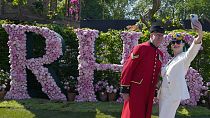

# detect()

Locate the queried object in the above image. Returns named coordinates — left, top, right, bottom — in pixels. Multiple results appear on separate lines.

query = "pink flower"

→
left=75, top=30, right=143, bottom=101
left=3, top=24, right=66, bottom=101
left=70, top=0, right=79, bottom=4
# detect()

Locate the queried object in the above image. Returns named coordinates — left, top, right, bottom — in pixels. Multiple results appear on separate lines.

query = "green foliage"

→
left=26, top=32, right=46, bottom=58
left=162, top=0, right=210, bottom=20
left=180, top=0, right=210, bottom=19
left=126, top=0, right=153, bottom=19
left=0, top=23, right=10, bottom=72
left=98, top=0, right=129, bottom=19
left=140, top=29, right=150, bottom=43
left=50, top=25, right=79, bottom=80
left=96, top=30, right=122, bottom=64
left=94, top=30, right=123, bottom=86
left=3, top=0, right=210, bottom=22
left=81, top=0, right=103, bottom=19
left=32, top=0, right=44, bottom=15
left=62, top=76, right=78, bottom=92
left=129, top=0, right=210, bottom=21
left=0, top=69, right=10, bottom=91
left=12, top=0, right=27, bottom=6
left=0, top=99, right=210, bottom=118
left=56, top=0, right=67, bottom=19
left=81, top=0, right=129, bottom=19
left=195, top=31, right=210, bottom=81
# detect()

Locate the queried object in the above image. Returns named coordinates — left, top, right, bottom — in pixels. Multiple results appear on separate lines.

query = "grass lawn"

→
left=0, top=99, right=210, bottom=118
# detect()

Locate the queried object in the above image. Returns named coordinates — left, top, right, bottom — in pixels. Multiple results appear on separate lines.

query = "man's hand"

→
left=121, top=93, right=129, bottom=101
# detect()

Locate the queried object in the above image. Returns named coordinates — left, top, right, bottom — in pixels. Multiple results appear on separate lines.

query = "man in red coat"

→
left=120, top=24, right=165, bottom=118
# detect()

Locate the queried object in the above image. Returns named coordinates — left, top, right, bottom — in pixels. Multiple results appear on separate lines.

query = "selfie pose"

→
left=159, top=16, right=203, bottom=118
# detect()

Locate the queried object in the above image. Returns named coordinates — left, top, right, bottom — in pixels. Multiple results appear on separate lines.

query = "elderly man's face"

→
left=150, top=32, right=164, bottom=47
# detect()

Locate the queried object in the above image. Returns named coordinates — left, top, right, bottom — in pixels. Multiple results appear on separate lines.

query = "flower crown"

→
left=169, top=32, right=185, bottom=40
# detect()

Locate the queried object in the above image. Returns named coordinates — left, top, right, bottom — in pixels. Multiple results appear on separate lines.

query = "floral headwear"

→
left=170, top=32, right=185, bottom=41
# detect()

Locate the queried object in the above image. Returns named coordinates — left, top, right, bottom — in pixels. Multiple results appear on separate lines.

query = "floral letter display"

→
left=3, top=24, right=206, bottom=105
left=75, top=30, right=206, bottom=105
left=75, top=29, right=142, bottom=101
left=159, top=33, right=206, bottom=106
left=3, top=24, right=67, bottom=101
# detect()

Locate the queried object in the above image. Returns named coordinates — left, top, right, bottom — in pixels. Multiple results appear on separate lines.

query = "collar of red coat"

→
left=148, top=41, right=158, bottom=49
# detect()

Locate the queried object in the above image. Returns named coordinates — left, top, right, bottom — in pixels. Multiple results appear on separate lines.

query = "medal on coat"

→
left=131, top=53, right=139, bottom=59
left=159, top=54, right=162, bottom=63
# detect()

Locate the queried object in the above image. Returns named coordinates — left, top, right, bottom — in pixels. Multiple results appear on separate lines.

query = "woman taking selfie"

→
left=158, top=16, right=203, bottom=118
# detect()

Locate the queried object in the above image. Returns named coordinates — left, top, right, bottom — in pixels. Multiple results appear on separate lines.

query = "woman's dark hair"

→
left=167, top=40, right=190, bottom=56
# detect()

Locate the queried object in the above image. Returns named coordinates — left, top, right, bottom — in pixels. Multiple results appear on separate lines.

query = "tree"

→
left=126, top=0, right=161, bottom=30
left=0, top=0, right=5, bottom=15
left=98, top=0, right=129, bottom=20
left=12, top=0, right=27, bottom=18
left=80, top=0, right=103, bottom=19
left=81, top=0, right=129, bottom=20
left=126, top=0, right=210, bottom=30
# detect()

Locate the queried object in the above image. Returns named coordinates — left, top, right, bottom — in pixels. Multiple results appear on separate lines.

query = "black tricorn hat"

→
left=149, top=25, right=165, bottom=34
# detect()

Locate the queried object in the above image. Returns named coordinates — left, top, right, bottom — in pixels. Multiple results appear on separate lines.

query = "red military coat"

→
left=120, top=41, right=163, bottom=118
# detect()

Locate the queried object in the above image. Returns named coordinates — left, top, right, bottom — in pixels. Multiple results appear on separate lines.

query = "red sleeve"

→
left=120, top=45, right=142, bottom=87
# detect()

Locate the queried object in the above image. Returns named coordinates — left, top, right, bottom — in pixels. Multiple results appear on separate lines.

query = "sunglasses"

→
left=171, top=40, right=182, bottom=45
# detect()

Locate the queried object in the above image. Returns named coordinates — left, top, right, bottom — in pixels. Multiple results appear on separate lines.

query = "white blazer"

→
left=160, top=41, right=202, bottom=100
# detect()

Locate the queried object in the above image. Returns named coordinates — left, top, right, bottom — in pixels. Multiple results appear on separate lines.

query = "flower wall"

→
left=75, top=29, right=141, bottom=101
left=3, top=24, right=66, bottom=101
left=68, top=0, right=80, bottom=21
left=2, top=24, right=208, bottom=105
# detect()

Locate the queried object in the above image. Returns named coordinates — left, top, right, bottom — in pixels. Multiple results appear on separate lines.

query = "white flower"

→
left=113, top=89, right=117, bottom=93
left=2, top=84, right=6, bottom=88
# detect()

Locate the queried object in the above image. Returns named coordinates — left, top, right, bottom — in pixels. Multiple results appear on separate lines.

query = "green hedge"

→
left=194, top=31, right=210, bottom=82
left=0, top=20, right=209, bottom=85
